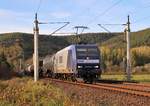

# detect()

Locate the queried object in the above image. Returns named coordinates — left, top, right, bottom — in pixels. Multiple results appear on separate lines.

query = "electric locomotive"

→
left=43, top=44, right=101, bottom=83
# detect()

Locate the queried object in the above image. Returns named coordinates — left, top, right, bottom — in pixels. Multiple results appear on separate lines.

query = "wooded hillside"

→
left=0, top=28, right=149, bottom=72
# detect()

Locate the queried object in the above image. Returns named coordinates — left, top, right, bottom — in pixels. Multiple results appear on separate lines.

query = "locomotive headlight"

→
left=78, top=66, right=83, bottom=68
left=94, top=66, right=99, bottom=68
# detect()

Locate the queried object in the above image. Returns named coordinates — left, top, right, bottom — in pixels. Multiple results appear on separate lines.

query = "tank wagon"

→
left=25, top=60, right=43, bottom=77
left=43, top=44, right=101, bottom=83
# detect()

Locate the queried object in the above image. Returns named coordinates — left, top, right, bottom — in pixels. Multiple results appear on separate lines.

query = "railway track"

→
left=124, top=82, right=150, bottom=88
left=95, top=83, right=150, bottom=95
left=46, top=78, right=150, bottom=98
left=96, top=82, right=150, bottom=92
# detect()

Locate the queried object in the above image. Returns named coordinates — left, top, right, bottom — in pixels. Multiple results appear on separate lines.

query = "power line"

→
left=127, top=4, right=150, bottom=17
left=97, top=24, right=111, bottom=33
left=75, top=0, right=97, bottom=20
left=39, top=22, right=69, bottom=24
left=49, top=22, right=70, bottom=36
left=38, top=22, right=70, bottom=35
left=99, top=1, right=150, bottom=28
left=97, top=23, right=126, bottom=33
left=124, top=2, right=150, bottom=25
left=132, top=15, right=150, bottom=24
left=36, top=0, right=42, bottom=13
left=87, top=0, right=123, bottom=25
left=73, top=26, right=89, bottom=34
left=98, top=24, right=126, bottom=26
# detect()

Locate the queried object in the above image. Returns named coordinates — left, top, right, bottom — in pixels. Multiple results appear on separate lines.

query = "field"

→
left=101, top=74, right=150, bottom=82
left=0, top=77, right=72, bottom=106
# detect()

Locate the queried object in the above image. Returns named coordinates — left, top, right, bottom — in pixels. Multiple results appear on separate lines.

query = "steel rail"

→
left=45, top=78, right=150, bottom=98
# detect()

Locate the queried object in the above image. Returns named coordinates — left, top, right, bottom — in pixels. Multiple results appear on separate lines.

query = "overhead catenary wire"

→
left=70, top=0, right=123, bottom=34
left=95, top=1, right=150, bottom=33
left=120, top=5, right=150, bottom=26
left=97, top=23, right=126, bottom=33
left=87, top=0, right=123, bottom=25
left=98, top=24, right=126, bottom=26
left=126, top=1, right=150, bottom=15
left=73, top=26, right=89, bottom=34
left=132, top=15, right=150, bottom=24
left=97, top=24, right=112, bottom=33
left=114, top=1, right=150, bottom=26
left=49, top=22, right=70, bottom=36
left=38, top=21, right=70, bottom=35
left=39, top=22, right=70, bottom=24
left=33, top=0, right=71, bottom=36
left=36, top=0, right=43, bottom=13
left=95, top=0, right=150, bottom=27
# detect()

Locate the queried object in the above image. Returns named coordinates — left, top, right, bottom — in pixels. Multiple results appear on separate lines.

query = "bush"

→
left=131, top=46, right=150, bottom=66
left=0, top=53, right=12, bottom=80
left=0, top=78, right=71, bottom=106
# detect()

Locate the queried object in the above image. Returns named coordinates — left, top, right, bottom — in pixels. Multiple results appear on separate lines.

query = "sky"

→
left=0, top=0, right=150, bottom=34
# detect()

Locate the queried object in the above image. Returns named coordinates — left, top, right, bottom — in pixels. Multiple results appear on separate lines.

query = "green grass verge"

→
left=101, top=74, right=150, bottom=82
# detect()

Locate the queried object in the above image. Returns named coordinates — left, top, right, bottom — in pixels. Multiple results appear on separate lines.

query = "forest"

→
left=0, top=28, right=150, bottom=74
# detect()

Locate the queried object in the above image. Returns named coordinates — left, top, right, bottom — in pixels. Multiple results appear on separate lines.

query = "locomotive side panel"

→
left=54, top=50, right=68, bottom=73
left=53, top=45, right=75, bottom=74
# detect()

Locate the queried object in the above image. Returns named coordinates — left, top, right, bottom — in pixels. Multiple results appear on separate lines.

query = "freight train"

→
left=42, top=44, right=101, bottom=83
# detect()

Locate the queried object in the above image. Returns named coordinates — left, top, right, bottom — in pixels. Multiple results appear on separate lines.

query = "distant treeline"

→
left=0, top=28, right=150, bottom=72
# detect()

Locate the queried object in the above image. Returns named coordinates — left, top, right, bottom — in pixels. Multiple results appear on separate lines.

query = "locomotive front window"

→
left=77, top=48, right=86, bottom=52
left=76, top=48, right=87, bottom=56
left=76, top=46, right=99, bottom=59
left=87, top=48, right=99, bottom=56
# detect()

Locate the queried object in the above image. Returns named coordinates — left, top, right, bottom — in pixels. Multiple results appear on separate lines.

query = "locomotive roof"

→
left=56, top=44, right=98, bottom=54
left=75, top=44, right=97, bottom=46
left=63, top=44, right=98, bottom=49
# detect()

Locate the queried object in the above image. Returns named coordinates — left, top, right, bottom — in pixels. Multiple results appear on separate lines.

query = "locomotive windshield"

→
left=76, top=46, right=99, bottom=59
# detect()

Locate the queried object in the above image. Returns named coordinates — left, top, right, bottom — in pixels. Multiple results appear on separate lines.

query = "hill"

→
left=0, top=28, right=150, bottom=71
left=0, top=32, right=120, bottom=56
left=102, top=28, right=150, bottom=48
left=0, top=32, right=118, bottom=70
left=100, top=28, right=150, bottom=72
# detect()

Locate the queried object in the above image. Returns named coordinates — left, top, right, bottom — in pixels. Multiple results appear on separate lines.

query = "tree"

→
left=0, top=53, right=12, bottom=79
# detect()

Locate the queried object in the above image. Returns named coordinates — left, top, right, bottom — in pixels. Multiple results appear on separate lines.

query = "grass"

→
left=0, top=77, right=72, bottom=106
left=1, top=76, right=149, bottom=106
left=101, top=74, right=150, bottom=82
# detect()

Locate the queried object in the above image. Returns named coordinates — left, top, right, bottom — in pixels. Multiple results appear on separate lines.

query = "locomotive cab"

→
left=75, top=45, right=101, bottom=83
left=42, top=44, right=101, bottom=83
